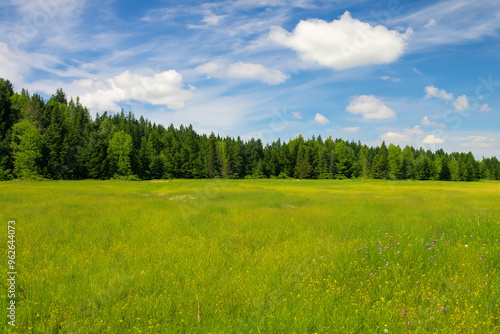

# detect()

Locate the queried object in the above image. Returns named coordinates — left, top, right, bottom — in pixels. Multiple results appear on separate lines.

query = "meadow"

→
left=1, top=179, right=499, bottom=333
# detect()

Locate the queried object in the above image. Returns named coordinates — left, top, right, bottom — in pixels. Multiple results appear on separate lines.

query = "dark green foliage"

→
left=0, top=77, right=498, bottom=181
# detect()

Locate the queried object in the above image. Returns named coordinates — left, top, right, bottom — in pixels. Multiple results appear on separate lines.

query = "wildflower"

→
left=441, top=307, right=447, bottom=311
left=416, top=281, right=419, bottom=284
left=467, top=290, right=470, bottom=293
left=478, top=254, right=483, bottom=261
left=386, top=262, right=388, bottom=266
left=465, top=244, right=468, bottom=247
left=403, top=309, right=406, bottom=315
left=379, top=247, right=383, bottom=252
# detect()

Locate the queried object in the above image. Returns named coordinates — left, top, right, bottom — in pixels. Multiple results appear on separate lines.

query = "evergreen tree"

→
left=371, top=141, right=389, bottom=179
left=107, top=130, right=133, bottom=177
left=387, top=144, right=402, bottom=180
left=206, top=132, right=220, bottom=178
left=10, top=120, right=42, bottom=179
left=334, top=140, right=354, bottom=179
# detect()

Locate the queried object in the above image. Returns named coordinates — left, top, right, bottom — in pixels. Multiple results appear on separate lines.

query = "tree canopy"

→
left=0, top=78, right=498, bottom=181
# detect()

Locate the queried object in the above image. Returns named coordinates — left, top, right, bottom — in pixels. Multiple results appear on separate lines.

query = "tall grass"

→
left=1, top=179, right=499, bottom=333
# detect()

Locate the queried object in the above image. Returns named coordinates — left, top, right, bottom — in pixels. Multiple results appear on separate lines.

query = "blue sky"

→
left=1, top=0, right=499, bottom=158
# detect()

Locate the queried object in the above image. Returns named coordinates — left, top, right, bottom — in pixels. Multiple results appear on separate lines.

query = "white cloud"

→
left=460, top=136, right=497, bottom=148
left=188, top=12, right=226, bottom=29
left=405, top=125, right=424, bottom=135
left=0, top=42, right=59, bottom=86
left=421, top=116, right=446, bottom=128
left=424, top=85, right=453, bottom=101
left=202, top=13, right=224, bottom=26
left=453, top=94, right=469, bottom=111
left=343, top=126, right=359, bottom=133
left=196, top=61, right=289, bottom=85
left=413, top=67, right=424, bottom=75
left=381, top=131, right=411, bottom=143
left=313, top=113, right=330, bottom=124
left=422, top=134, right=444, bottom=144
left=390, top=0, right=500, bottom=50
left=78, top=70, right=194, bottom=112
left=381, top=75, right=401, bottom=82
left=380, top=125, right=433, bottom=146
left=424, top=19, right=436, bottom=28
left=291, top=111, right=302, bottom=119
left=479, top=104, right=492, bottom=112
left=346, top=95, right=396, bottom=120
left=269, top=11, right=411, bottom=70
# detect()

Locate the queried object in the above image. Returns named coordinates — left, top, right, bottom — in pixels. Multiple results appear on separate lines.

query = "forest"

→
left=1, top=78, right=499, bottom=181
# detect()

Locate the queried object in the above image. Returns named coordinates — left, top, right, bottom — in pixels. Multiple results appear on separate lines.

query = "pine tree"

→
left=371, top=141, right=389, bottom=179
left=10, top=120, right=42, bottom=179
left=107, top=130, right=133, bottom=177
left=387, top=144, right=402, bottom=180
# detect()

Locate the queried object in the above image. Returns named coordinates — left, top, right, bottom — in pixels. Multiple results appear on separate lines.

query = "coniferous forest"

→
left=1, top=78, right=499, bottom=181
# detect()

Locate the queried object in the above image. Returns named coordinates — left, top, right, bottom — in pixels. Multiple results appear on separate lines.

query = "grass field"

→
left=1, top=179, right=499, bottom=333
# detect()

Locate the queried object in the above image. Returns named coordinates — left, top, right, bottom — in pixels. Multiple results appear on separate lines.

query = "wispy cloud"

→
left=196, top=61, right=289, bottom=85
left=460, top=136, right=497, bottom=148
left=391, top=0, right=500, bottom=50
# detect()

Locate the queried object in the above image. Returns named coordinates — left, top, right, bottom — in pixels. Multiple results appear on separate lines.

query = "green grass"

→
left=1, top=179, right=499, bottom=333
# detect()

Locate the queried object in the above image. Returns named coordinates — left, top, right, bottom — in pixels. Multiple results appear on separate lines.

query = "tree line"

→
left=1, top=78, right=499, bottom=181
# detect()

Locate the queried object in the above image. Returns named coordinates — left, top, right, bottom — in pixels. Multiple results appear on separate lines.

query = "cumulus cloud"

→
left=453, top=95, right=469, bottom=111
left=460, top=136, right=497, bottom=148
left=269, top=11, right=411, bottom=70
left=421, top=116, right=446, bottom=128
left=343, top=126, right=359, bottom=133
left=405, top=125, right=425, bottom=135
left=479, top=104, right=492, bottom=112
left=313, top=113, right=330, bottom=124
left=424, top=85, right=453, bottom=101
left=196, top=61, right=289, bottom=85
left=346, top=95, right=396, bottom=120
left=380, top=126, right=425, bottom=145
left=381, top=132, right=411, bottom=143
left=78, top=70, right=194, bottom=112
left=422, top=134, right=444, bottom=144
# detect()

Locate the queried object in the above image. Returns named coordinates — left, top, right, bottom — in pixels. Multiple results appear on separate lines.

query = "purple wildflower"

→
left=441, top=307, right=447, bottom=311
left=403, top=309, right=406, bottom=315
left=379, top=247, right=383, bottom=252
